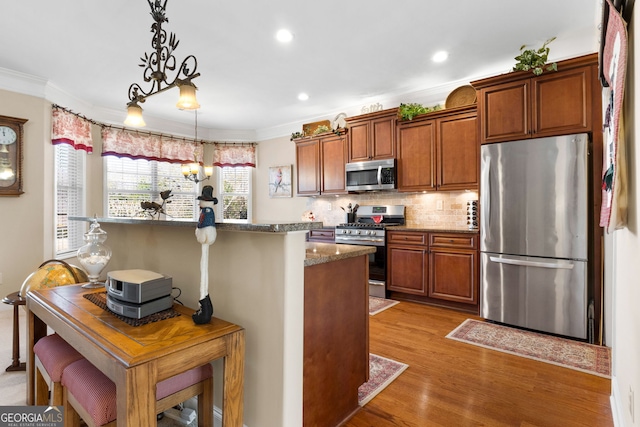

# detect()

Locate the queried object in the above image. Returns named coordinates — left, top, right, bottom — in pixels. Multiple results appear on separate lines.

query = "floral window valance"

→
left=101, top=127, right=203, bottom=164
left=51, top=107, right=93, bottom=152
left=212, top=144, right=256, bottom=168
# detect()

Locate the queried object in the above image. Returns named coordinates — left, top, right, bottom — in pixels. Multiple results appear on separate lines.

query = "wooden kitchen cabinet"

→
left=474, top=54, right=594, bottom=144
left=295, top=131, right=348, bottom=196
left=345, top=108, right=396, bottom=162
left=387, top=230, right=479, bottom=313
left=396, top=105, right=478, bottom=192
left=429, top=233, right=478, bottom=306
left=387, top=231, right=429, bottom=296
left=295, top=138, right=320, bottom=195
left=320, top=134, right=348, bottom=194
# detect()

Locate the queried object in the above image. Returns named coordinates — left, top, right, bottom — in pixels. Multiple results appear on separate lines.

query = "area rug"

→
left=446, top=319, right=611, bottom=378
left=369, top=296, right=399, bottom=316
left=358, top=354, right=408, bottom=406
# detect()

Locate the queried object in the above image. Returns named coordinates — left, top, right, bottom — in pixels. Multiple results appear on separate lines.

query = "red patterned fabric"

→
left=101, top=127, right=203, bottom=164
left=599, top=0, right=628, bottom=232
left=157, top=363, right=212, bottom=399
left=212, top=144, right=256, bottom=167
left=62, top=359, right=213, bottom=425
left=33, top=333, right=84, bottom=382
left=51, top=107, right=93, bottom=152
left=62, top=358, right=117, bottom=426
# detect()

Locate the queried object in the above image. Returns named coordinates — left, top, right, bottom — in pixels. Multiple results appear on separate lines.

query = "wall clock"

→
left=0, top=115, right=28, bottom=196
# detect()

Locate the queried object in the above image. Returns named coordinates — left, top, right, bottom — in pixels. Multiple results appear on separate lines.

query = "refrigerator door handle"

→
left=489, top=256, right=575, bottom=270
left=480, top=158, right=490, bottom=230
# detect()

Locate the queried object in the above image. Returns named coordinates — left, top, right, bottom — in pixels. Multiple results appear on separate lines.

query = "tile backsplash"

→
left=305, top=190, right=479, bottom=229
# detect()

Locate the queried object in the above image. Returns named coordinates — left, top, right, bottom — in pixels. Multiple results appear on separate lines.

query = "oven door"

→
left=368, top=245, right=387, bottom=298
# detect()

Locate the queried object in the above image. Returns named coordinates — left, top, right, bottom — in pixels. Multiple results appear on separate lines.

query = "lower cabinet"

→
left=387, top=230, right=479, bottom=313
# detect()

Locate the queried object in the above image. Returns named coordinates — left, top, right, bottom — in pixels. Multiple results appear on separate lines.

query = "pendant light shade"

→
left=176, top=82, right=200, bottom=110
left=124, top=103, right=146, bottom=127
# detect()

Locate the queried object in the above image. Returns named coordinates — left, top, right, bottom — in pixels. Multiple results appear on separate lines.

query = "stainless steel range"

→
left=335, top=205, right=405, bottom=298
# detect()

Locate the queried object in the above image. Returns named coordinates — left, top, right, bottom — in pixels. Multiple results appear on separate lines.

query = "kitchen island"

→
left=303, top=243, right=375, bottom=427
left=68, top=217, right=371, bottom=427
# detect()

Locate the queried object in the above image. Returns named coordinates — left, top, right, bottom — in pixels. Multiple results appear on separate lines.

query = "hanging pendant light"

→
left=176, top=81, right=201, bottom=110
left=124, top=102, right=146, bottom=127
left=182, top=110, right=212, bottom=183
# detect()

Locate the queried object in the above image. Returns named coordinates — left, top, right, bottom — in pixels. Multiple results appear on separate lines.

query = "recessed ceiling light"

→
left=276, top=29, right=294, bottom=43
left=298, top=93, right=309, bottom=101
left=432, top=51, right=449, bottom=63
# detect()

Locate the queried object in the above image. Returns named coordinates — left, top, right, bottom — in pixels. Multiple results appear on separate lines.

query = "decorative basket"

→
left=445, top=85, right=477, bottom=109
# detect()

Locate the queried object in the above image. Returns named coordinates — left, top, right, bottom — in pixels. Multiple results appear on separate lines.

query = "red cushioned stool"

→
left=62, top=358, right=213, bottom=427
left=33, top=333, right=84, bottom=406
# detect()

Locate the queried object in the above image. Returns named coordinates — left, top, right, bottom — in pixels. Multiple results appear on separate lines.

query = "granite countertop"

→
left=391, top=226, right=478, bottom=234
left=304, top=242, right=376, bottom=267
left=70, top=217, right=324, bottom=233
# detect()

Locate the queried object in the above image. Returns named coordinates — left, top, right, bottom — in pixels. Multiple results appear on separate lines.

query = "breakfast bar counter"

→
left=65, top=218, right=329, bottom=426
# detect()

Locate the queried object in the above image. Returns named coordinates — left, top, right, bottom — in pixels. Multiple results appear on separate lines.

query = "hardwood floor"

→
left=344, top=301, right=613, bottom=427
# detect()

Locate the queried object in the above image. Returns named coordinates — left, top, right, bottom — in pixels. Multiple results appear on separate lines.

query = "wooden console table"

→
left=26, top=285, right=244, bottom=426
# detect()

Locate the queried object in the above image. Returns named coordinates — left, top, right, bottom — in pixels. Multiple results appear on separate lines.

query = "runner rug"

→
left=369, top=296, right=399, bottom=316
left=446, top=319, right=611, bottom=378
left=358, top=354, right=408, bottom=406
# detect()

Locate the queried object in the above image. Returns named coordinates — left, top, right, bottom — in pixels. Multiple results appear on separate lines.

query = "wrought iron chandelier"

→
left=124, top=0, right=201, bottom=127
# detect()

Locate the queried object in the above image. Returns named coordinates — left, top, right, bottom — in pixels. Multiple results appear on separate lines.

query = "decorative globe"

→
left=19, top=260, right=89, bottom=298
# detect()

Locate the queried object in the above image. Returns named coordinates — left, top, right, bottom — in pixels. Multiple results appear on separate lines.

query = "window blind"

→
left=218, top=166, right=251, bottom=222
left=55, top=144, right=85, bottom=257
left=105, top=156, right=198, bottom=220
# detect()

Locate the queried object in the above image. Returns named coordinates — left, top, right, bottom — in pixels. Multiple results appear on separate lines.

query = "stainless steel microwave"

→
left=345, top=159, right=396, bottom=191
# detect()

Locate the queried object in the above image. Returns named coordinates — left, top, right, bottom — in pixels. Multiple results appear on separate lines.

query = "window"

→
left=217, top=166, right=252, bottom=223
left=105, top=156, right=198, bottom=220
left=55, top=144, right=85, bottom=257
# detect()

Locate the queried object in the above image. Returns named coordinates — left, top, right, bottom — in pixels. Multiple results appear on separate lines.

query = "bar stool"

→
left=33, top=333, right=84, bottom=405
left=62, top=358, right=213, bottom=427
left=2, top=291, right=26, bottom=371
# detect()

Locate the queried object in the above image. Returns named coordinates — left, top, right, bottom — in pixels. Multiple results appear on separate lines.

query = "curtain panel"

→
left=101, top=127, right=203, bottom=164
left=51, top=107, right=93, bottom=152
left=213, top=144, right=256, bottom=167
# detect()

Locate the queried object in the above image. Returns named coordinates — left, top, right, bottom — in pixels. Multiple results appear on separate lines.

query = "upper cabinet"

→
left=473, top=54, right=596, bottom=144
left=396, top=105, right=478, bottom=192
left=345, top=109, right=397, bottom=162
left=295, top=131, right=348, bottom=196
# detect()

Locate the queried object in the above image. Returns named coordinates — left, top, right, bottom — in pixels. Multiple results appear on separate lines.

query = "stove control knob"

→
left=355, top=230, right=361, bottom=235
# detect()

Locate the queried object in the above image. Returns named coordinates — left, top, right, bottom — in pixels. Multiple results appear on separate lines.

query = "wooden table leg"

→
left=3, top=291, right=26, bottom=372
left=26, top=307, right=47, bottom=405
left=222, top=330, right=245, bottom=427
left=116, top=362, right=157, bottom=426
left=6, top=304, right=25, bottom=371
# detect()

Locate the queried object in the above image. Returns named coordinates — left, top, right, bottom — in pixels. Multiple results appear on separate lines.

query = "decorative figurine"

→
left=140, top=189, right=173, bottom=219
left=193, top=185, right=217, bottom=324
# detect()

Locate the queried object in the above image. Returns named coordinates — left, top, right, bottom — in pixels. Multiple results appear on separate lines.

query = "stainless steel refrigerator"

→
left=480, top=133, right=589, bottom=340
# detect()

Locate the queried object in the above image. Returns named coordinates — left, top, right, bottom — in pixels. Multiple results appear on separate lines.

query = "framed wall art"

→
left=269, top=165, right=292, bottom=198
left=0, top=115, right=28, bottom=196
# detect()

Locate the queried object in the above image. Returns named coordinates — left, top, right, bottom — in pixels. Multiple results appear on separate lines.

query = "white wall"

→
left=609, top=9, right=640, bottom=427
left=0, top=90, right=55, bottom=292
left=254, top=135, right=308, bottom=222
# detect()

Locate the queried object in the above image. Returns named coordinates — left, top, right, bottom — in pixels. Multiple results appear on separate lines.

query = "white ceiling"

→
left=0, top=1, right=601, bottom=141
